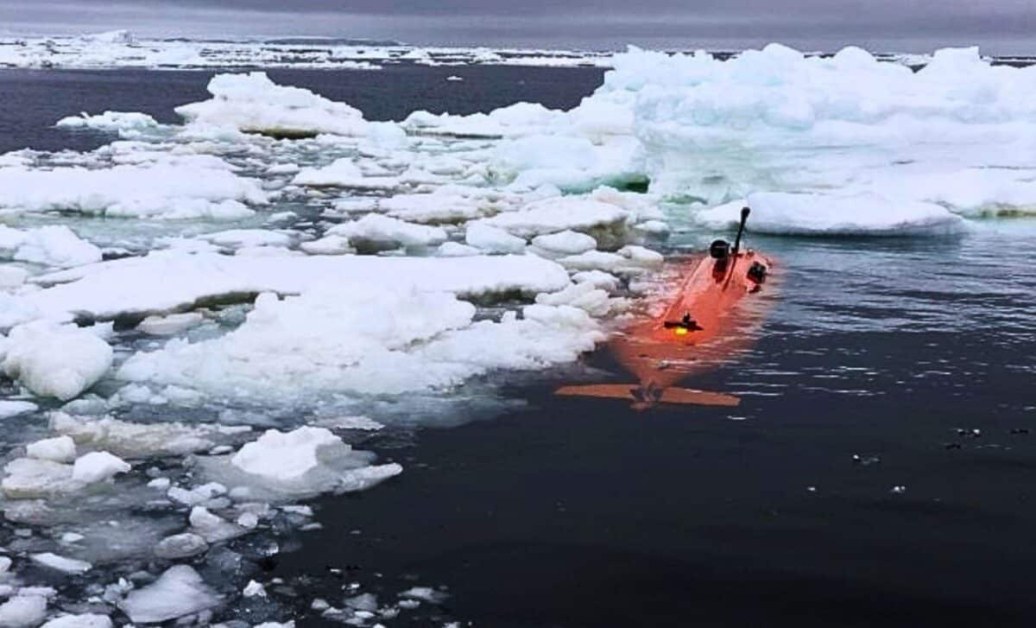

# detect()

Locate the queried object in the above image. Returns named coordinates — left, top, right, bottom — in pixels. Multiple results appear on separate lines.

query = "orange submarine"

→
left=557, top=207, right=774, bottom=409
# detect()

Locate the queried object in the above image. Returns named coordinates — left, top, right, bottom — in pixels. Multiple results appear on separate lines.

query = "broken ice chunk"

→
left=70, top=452, right=130, bottom=484
left=153, top=533, right=208, bottom=560
left=25, top=437, right=76, bottom=463
left=30, top=552, right=91, bottom=575
left=118, top=565, right=219, bottom=624
left=0, top=594, right=47, bottom=628
left=0, top=323, right=113, bottom=401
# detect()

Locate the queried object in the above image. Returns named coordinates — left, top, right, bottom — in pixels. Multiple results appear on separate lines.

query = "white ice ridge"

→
left=25, top=252, right=570, bottom=321
left=698, top=193, right=967, bottom=236
left=175, top=72, right=371, bottom=137
left=607, top=45, right=1036, bottom=218
left=391, top=44, right=1036, bottom=231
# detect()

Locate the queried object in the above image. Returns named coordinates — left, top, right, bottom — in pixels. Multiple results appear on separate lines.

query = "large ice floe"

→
left=175, top=72, right=372, bottom=138
left=0, top=39, right=1033, bottom=626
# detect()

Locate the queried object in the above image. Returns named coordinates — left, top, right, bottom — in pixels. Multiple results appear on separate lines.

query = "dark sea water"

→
left=0, top=65, right=605, bottom=154
left=274, top=229, right=1036, bottom=627
left=1, top=66, right=1034, bottom=627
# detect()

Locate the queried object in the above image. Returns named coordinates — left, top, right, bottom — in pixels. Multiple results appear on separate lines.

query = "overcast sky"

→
left=1, top=0, right=1033, bottom=54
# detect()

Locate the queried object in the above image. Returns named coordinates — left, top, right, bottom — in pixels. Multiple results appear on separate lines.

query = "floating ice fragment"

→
left=1, top=458, right=78, bottom=498
left=30, top=553, right=91, bottom=575
left=153, top=533, right=208, bottom=560
left=530, top=230, right=597, bottom=257
left=327, top=214, right=446, bottom=250
left=399, top=587, right=448, bottom=604
left=25, top=436, right=76, bottom=463
left=198, top=230, right=293, bottom=249
left=188, top=506, right=246, bottom=543
left=0, top=595, right=47, bottom=628
left=0, top=162, right=265, bottom=220
left=476, top=196, right=629, bottom=241
left=167, top=482, right=227, bottom=507
left=56, top=111, right=160, bottom=139
left=232, top=427, right=345, bottom=481
left=0, top=401, right=38, bottom=420
left=119, top=565, right=220, bottom=624
left=136, top=312, right=204, bottom=336
left=242, top=580, right=266, bottom=598
left=28, top=252, right=569, bottom=321
left=299, top=235, right=353, bottom=255
left=176, top=72, right=370, bottom=138
left=344, top=593, right=377, bottom=612
left=0, top=322, right=113, bottom=400
left=51, top=413, right=249, bottom=458
left=465, top=223, right=526, bottom=254
left=39, top=614, right=112, bottom=628
left=0, top=226, right=102, bottom=269
left=435, top=242, right=480, bottom=257
left=70, top=452, right=130, bottom=484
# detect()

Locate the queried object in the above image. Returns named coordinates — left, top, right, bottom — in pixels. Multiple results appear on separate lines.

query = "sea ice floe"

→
left=435, top=242, right=481, bottom=257
left=300, top=235, right=354, bottom=255
left=326, top=214, right=446, bottom=251
left=136, top=312, right=205, bottom=336
left=118, top=565, right=220, bottom=624
left=56, top=111, right=162, bottom=139
left=188, top=506, right=247, bottom=543
left=26, top=252, right=569, bottom=322
left=153, top=533, right=208, bottom=560
left=0, top=161, right=265, bottom=220
left=232, top=427, right=345, bottom=480
left=196, top=229, right=294, bottom=250
left=473, top=196, right=631, bottom=245
left=70, top=451, right=130, bottom=484
left=0, top=401, right=38, bottom=420
left=464, top=223, right=526, bottom=254
left=0, top=323, right=113, bottom=401
left=39, top=613, right=112, bottom=628
left=0, top=594, right=47, bottom=628
left=0, top=226, right=102, bottom=269
left=292, top=158, right=400, bottom=190
left=175, top=72, right=371, bottom=138
left=50, top=413, right=250, bottom=458
left=30, top=552, right=92, bottom=575
left=529, top=230, right=598, bottom=257
left=196, top=426, right=402, bottom=501
left=25, top=436, right=77, bottom=464
left=378, top=186, right=509, bottom=224
left=117, top=280, right=602, bottom=400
